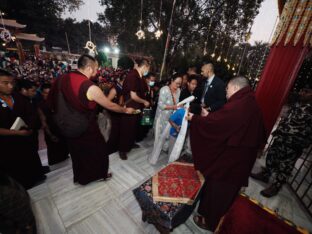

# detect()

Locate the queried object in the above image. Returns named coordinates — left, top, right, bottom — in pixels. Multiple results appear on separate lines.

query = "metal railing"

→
left=288, top=145, right=312, bottom=218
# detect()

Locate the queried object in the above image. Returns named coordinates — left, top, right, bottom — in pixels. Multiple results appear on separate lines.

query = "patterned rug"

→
left=152, top=162, right=204, bottom=205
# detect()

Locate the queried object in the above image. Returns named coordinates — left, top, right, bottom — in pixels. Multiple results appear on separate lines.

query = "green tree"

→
left=98, top=0, right=263, bottom=75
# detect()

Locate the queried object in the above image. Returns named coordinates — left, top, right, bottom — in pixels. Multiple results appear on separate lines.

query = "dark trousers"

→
left=107, top=113, right=121, bottom=155
left=198, top=179, right=241, bottom=232
left=119, top=114, right=140, bottom=153
left=45, top=133, right=69, bottom=165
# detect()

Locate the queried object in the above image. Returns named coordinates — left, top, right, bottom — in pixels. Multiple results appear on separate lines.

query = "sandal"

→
left=193, top=215, right=210, bottom=230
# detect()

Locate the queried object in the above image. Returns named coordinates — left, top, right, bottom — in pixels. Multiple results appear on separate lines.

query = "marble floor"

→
left=29, top=135, right=312, bottom=234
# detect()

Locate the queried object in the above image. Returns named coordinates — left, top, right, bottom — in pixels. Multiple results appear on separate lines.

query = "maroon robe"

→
left=38, top=100, right=69, bottom=165
left=119, top=69, right=145, bottom=153
left=48, top=71, right=109, bottom=185
left=107, top=84, right=123, bottom=154
left=0, top=92, right=44, bottom=189
left=190, top=86, right=266, bottom=231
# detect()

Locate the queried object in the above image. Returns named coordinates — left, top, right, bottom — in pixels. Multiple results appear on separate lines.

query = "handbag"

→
left=140, top=108, right=153, bottom=126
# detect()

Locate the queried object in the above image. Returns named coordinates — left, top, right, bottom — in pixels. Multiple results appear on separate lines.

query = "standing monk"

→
left=47, top=55, right=134, bottom=185
left=187, top=77, right=265, bottom=232
left=38, top=83, right=69, bottom=166
left=0, top=69, right=46, bottom=189
left=119, top=59, right=151, bottom=160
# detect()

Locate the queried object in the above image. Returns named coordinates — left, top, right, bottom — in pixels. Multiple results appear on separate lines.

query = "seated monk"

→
left=187, top=76, right=266, bottom=232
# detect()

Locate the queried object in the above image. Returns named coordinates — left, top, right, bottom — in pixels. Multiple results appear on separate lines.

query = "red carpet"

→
left=216, top=195, right=308, bottom=234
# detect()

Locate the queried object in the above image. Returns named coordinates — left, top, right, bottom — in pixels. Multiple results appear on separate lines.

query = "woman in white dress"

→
left=149, top=74, right=182, bottom=163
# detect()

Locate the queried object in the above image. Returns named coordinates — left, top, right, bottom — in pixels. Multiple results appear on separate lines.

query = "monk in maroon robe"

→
left=0, top=69, right=45, bottom=189
left=187, top=77, right=266, bottom=232
left=105, top=77, right=124, bottom=155
left=47, top=55, right=134, bottom=185
left=119, top=59, right=151, bottom=160
left=38, top=84, right=69, bottom=165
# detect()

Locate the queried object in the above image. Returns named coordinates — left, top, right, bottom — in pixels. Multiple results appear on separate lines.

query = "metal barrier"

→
left=288, top=145, right=312, bottom=218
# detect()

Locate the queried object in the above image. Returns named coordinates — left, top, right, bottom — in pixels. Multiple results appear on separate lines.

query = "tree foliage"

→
left=98, top=0, right=264, bottom=74
left=117, top=55, right=134, bottom=70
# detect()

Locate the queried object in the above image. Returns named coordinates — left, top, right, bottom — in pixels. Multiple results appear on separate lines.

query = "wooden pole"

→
left=65, top=32, right=71, bottom=54
left=159, top=0, right=176, bottom=81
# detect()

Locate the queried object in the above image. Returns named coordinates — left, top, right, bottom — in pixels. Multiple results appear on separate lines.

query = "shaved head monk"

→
left=0, top=69, right=46, bottom=189
left=47, top=54, right=134, bottom=185
left=187, top=76, right=266, bottom=232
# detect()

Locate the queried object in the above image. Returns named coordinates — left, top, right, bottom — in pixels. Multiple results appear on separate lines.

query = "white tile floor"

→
left=29, top=136, right=312, bottom=234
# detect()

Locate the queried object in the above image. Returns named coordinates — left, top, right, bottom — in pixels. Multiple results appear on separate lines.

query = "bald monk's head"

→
left=226, top=76, right=250, bottom=99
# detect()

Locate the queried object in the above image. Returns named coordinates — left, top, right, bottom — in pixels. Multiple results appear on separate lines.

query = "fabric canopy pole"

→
left=255, top=0, right=312, bottom=137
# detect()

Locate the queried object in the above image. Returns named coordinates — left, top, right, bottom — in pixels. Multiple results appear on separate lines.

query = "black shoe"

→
left=119, top=152, right=128, bottom=160
left=260, top=184, right=281, bottom=198
left=133, top=143, right=140, bottom=149
left=250, top=171, right=269, bottom=183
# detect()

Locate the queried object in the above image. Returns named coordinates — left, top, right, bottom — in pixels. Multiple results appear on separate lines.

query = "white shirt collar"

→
left=207, top=74, right=215, bottom=85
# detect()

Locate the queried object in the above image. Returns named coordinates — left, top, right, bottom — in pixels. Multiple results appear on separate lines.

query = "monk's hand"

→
left=201, top=108, right=209, bottom=117
left=143, top=100, right=150, bottom=108
left=125, top=107, right=136, bottom=114
left=186, top=112, right=194, bottom=121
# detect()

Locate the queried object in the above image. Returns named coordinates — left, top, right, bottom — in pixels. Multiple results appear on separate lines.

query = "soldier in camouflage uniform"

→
left=251, top=89, right=312, bottom=197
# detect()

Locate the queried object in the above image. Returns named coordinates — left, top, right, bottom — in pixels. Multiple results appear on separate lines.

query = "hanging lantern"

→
left=136, top=0, right=145, bottom=40
left=84, top=41, right=97, bottom=56
left=136, top=29, right=145, bottom=40
left=217, top=56, right=221, bottom=62
left=224, top=58, right=228, bottom=62
left=227, top=64, right=231, bottom=69
left=211, top=53, right=215, bottom=58
left=0, top=29, right=12, bottom=43
left=154, top=29, right=163, bottom=39
left=183, top=8, right=190, bottom=16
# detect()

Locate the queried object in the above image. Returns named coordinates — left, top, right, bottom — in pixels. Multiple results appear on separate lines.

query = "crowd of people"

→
left=0, top=52, right=311, bottom=233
